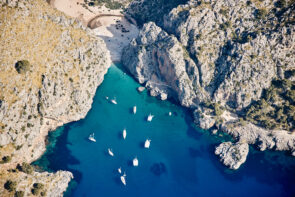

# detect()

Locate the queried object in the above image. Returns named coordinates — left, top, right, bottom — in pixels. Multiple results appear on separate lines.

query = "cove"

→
left=34, top=65, right=295, bottom=197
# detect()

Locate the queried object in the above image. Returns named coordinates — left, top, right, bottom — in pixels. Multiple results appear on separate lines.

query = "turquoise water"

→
left=35, top=65, right=295, bottom=197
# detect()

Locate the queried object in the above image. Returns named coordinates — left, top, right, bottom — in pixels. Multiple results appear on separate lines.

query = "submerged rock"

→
left=215, top=142, right=249, bottom=170
left=150, top=162, right=166, bottom=176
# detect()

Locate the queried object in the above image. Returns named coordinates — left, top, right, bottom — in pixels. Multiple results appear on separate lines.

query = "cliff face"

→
left=0, top=0, right=111, bottom=196
left=122, top=0, right=295, bottom=169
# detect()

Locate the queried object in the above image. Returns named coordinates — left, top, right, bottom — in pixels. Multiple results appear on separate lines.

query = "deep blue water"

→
left=34, top=65, right=295, bottom=197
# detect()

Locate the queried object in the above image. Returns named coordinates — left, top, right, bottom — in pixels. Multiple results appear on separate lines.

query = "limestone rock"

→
left=193, top=108, right=216, bottom=130
left=123, top=0, right=295, bottom=168
left=215, top=141, right=249, bottom=170
left=122, top=22, right=207, bottom=107
left=0, top=0, right=111, bottom=195
left=137, top=86, right=145, bottom=92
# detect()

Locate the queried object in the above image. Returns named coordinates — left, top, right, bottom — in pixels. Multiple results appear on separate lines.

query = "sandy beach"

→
left=50, top=0, right=139, bottom=62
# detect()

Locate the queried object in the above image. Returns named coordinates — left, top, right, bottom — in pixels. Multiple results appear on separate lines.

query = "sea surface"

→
left=34, top=65, right=295, bottom=197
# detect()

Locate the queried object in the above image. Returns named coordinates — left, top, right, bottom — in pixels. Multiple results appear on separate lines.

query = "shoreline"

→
left=0, top=0, right=112, bottom=195
left=49, top=0, right=139, bottom=62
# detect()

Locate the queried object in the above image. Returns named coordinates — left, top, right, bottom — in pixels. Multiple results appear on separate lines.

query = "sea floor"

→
left=34, top=65, right=295, bottom=197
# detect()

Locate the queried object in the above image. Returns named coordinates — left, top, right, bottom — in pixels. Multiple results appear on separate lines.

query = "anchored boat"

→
left=144, top=139, right=151, bottom=148
left=108, top=148, right=114, bottom=157
left=147, top=114, right=154, bottom=122
left=88, top=133, right=96, bottom=142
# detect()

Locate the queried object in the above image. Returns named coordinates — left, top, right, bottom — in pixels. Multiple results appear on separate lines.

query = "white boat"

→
left=120, top=173, right=126, bottom=186
left=133, top=157, right=139, bottom=167
left=147, top=114, right=154, bottom=122
left=123, top=129, right=127, bottom=139
left=133, top=106, right=137, bottom=114
left=169, top=112, right=172, bottom=116
left=108, top=148, right=114, bottom=157
left=110, top=98, right=117, bottom=105
left=118, top=167, right=122, bottom=174
left=144, top=139, right=151, bottom=148
left=88, top=133, right=96, bottom=142
left=105, top=96, right=109, bottom=100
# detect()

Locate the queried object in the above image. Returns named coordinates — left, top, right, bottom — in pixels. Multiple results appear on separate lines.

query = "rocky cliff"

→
left=122, top=0, right=295, bottom=169
left=0, top=0, right=111, bottom=196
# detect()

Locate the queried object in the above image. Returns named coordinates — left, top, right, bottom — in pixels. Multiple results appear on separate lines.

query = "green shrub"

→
left=274, top=0, right=286, bottom=8
left=1, top=155, right=12, bottom=163
left=4, top=180, right=17, bottom=192
left=255, top=8, right=267, bottom=20
left=214, top=103, right=224, bottom=116
left=15, top=60, right=30, bottom=74
left=31, top=183, right=44, bottom=196
left=14, top=191, right=25, bottom=197
left=17, top=162, right=34, bottom=174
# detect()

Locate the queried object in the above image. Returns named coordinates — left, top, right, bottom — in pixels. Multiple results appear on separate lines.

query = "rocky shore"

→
left=122, top=0, right=295, bottom=169
left=0, top=0, right=111, bottom=196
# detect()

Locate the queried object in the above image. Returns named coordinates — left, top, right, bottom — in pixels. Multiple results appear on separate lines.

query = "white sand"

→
left=50, top=0, right=139, bottom=62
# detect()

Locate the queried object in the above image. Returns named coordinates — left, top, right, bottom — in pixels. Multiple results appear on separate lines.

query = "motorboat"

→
left=133, top=106, right=137, bottom=114
left=144, top=139, right=151, bottom=148
left=123, top=129, right=127, bottom=140
left=118, top=167, right=122, bottom=174
left=169, top=112, right=172, bottom=116
left=133, top=157, right=139, bottom=166
left=108, top=148, right=114, bottom=157
left=147, top=114, right=154, bottom=122
left=88, top=133, right=96, bottom=142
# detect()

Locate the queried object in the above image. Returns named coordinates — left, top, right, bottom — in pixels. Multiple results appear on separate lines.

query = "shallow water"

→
left=34, top=65, right=295, bottom=197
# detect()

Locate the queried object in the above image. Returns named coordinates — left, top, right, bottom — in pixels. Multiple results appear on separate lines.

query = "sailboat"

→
left=88, top=133, right=96, bottom=142
left=147, top=114, right=154, bottom=122
left=133, top=106, right=137, bottom=114
left=110, top=98, right=117, bottom=104
left=108, top=148, right=114, bottom=157
left=120, top=173, right=126, bottom=186
left=144, top=139, right=151, bottom=148
left=123, top=129, right=127, bottom=140
left=133, top=157, right=139, bottom=166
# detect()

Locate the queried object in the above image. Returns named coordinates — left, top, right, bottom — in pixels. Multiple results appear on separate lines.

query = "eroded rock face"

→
left=122, top=22, right=207, bottom=107
left=122, top=0, right=295, bottom=169
left=215, top=142, right=249, bottom=170
left=0, top=0, right=111, bottom=195
left=126, top=0, right=294, bottom=109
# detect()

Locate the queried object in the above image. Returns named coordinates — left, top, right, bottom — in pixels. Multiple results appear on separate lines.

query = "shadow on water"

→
left=205, top=141, right=295, bottom=196
left=33, top=124, right=83, bottom=196
left=183, top=107, right=202, bottom=141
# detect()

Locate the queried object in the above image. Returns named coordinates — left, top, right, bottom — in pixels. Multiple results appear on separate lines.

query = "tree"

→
left=31, top=183, right=44, bottom=196
left=14, top=191, right=25, bottom=197
left=1, top=155, right=11, bottom=163
left=17, top=162, right=34, bottom=174
left=4, top=180, right=17, bottom=192
left=15, top=60, right=30, bottom=74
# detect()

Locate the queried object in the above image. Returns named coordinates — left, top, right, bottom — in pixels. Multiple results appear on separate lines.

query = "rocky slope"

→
left=122, top=0, right=295, bottom=169
left=0, top=0, right=111, bottom=196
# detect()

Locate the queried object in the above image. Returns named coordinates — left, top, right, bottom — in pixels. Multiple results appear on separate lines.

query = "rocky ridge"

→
left=215, top=141, right=249, bottom=170
left=0, top=0, right=111, bottom=196
left=123, top=0, right=295, bottom=169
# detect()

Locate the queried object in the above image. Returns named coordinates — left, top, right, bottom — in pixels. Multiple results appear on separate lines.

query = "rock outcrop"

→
left=122, top=0, right=295, bottom=169
left=215, top=141, right=249, bottom=170
left=0, top=0, right=111, bottom=196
